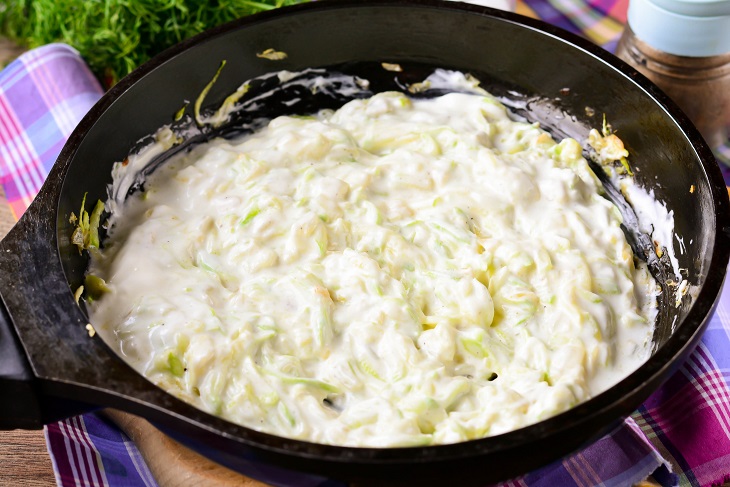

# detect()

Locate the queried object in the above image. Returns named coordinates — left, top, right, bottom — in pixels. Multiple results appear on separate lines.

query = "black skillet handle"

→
left=0, top=297, right=43, bottom=430
left=0, top=295, right=98, bottom=429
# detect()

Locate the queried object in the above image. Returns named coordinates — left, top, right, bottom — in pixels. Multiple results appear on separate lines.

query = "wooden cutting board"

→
left=103, top=410, right=267, bottom=487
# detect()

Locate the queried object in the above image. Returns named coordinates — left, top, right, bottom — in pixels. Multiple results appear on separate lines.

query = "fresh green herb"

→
left=588, top=115, right=633, bottom=176
left=194, top=60, right=227, bottom=126
left=84, top=274, right=110, bottom=302
left=71, top=193, right=104, bottom=253
left=263, top=369, right=341, bottom=393
left=601, top=113, right=612, bottom=137
left=174, top=102, right=189, bottom=121
left=167, top=352, right=185, bottom=377
left=0, top=0, right=309, bottom=87
left=88, top=199, right=104, bottom=249
left=240, top=207, right=260, bottom=226
left=70, top=193, right=89, bottom=251
left=209, top=81, right=250, bottom=128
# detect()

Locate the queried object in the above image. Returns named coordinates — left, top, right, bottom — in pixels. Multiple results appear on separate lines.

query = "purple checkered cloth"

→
left=2, top=2, right=730, bottom=484
left=0, top=44, right=102, bottom=219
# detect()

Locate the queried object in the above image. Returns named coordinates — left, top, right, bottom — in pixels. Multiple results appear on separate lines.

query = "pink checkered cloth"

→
left=0, top=44, right=102, bottom=220
left=2, top=6, right=730, bottom=484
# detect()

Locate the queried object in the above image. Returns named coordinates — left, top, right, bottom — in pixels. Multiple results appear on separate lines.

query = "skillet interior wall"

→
left=58, top=1, right=712, bottom=358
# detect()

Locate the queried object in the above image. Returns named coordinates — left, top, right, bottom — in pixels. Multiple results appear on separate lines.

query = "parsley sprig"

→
left=0, top=0, right=307, bottom=87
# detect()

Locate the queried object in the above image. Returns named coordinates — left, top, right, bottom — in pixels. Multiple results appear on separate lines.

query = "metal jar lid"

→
left=628, top=0, right=730, bottom=56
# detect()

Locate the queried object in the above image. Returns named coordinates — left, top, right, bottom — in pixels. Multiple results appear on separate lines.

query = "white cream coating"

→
left=88, top=91, right=657, bottom=447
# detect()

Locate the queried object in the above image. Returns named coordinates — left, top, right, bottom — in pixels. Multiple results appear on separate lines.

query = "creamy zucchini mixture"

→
left=89, top=91, right=657, bottom=447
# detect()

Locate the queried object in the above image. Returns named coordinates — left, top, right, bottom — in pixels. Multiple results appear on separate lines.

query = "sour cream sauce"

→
left=89, top=91, right=657, bottom=447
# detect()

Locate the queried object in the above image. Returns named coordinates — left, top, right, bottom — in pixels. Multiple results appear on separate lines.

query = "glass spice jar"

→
left=615, top=0, right=730, bottom=149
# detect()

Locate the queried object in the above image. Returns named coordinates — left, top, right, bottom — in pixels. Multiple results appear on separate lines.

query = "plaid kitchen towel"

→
left=518, top=0, right=628, bottom=51
left=1, top=2, right=730, bottom=484
left=0, top=43, right=103, bottom=220
left=45, top=415, right=157, bottom=487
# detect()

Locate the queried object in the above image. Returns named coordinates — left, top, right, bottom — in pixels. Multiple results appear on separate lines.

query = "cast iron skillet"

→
left=1, top=1, right=729, bottom=485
